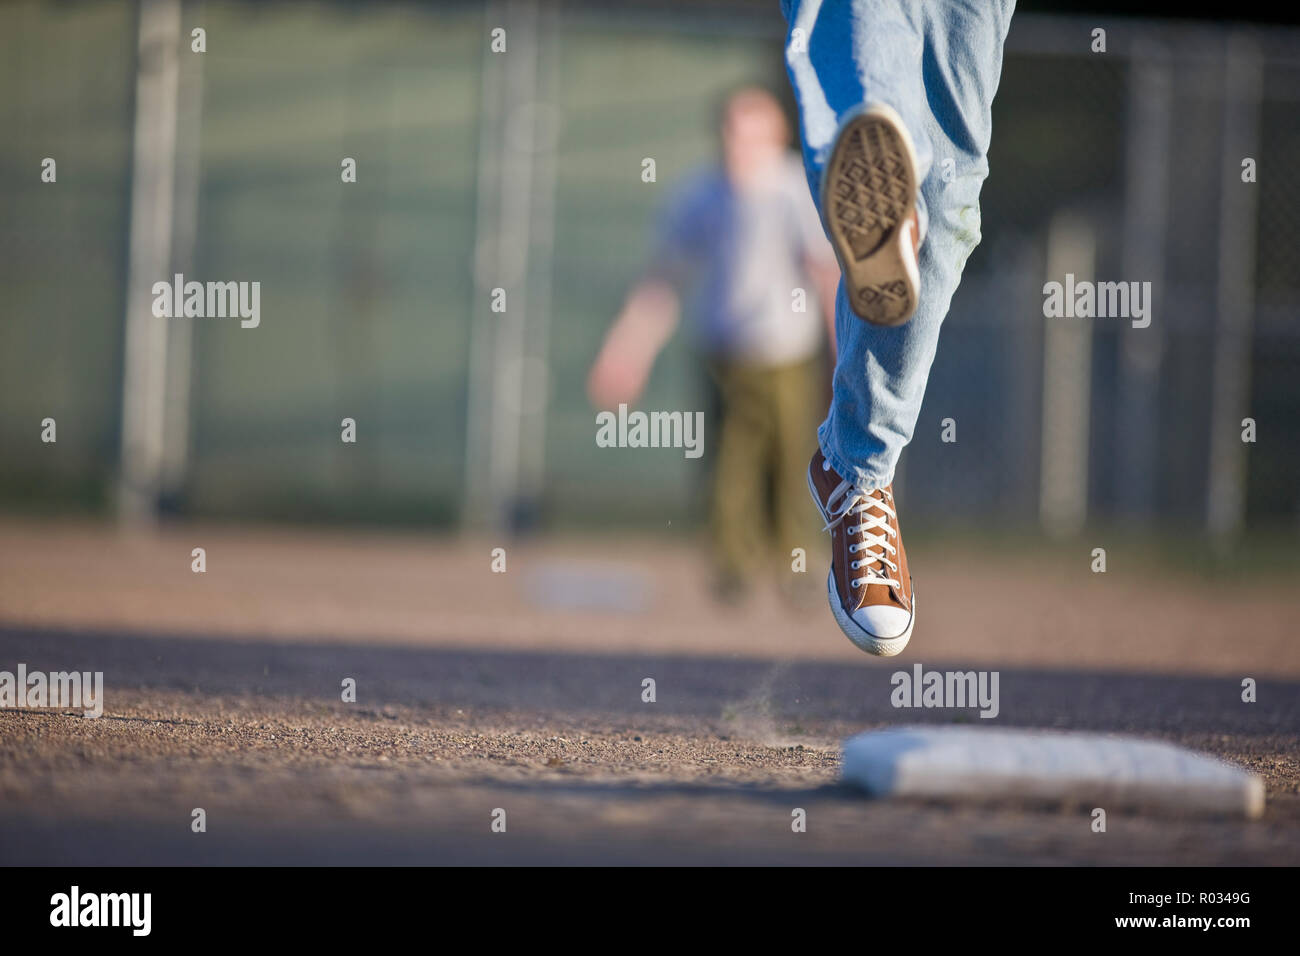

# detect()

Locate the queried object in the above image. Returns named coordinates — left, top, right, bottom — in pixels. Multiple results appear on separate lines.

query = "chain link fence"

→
left=0, top=2, right=1295, bottom=537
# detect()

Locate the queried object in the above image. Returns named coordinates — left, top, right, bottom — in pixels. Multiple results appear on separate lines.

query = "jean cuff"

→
left=816, top=424, right=894, bottom=493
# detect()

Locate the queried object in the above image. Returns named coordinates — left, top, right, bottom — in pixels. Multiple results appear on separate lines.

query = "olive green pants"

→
left=707, top=355, right=826, bottom=589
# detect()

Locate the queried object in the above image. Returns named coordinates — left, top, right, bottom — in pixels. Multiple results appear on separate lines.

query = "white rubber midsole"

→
left=825, top=569, right=915, bottom=657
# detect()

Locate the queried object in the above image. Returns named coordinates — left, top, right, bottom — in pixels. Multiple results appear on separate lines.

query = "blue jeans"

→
left=781, top=0, right=1015, bottom=490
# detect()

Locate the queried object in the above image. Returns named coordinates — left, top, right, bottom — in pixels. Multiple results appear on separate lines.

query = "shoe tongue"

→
left=855, top=491, right=891, bottom=575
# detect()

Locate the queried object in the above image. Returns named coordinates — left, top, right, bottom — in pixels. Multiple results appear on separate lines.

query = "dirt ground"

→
left=0, top=518, right=1297, bottom=865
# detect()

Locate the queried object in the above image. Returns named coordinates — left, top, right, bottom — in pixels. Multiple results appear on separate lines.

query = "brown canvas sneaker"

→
left=806, top=449, right=915, bottom=656
left=820, top=103, right=921, bottom=326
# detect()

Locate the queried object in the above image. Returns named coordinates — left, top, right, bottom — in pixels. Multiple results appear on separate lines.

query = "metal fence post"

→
left=463, top=0, right=558, bottom=532
left=1116, top=34, right=1171, bottom=522
left=1206, top=31, right=1262, bottom=543
left=118, top=0, right=182, bottom=523
left=1039, top=212, right=1096, bottom=538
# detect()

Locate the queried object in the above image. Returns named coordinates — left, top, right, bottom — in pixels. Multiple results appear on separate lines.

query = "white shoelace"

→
left=821, top=467, right=900, bottom=590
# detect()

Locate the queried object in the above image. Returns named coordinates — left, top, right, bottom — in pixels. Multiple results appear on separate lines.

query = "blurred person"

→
left=587, top=86, right=841, bottom=602
left=784, top=0, right=1015, bottom=655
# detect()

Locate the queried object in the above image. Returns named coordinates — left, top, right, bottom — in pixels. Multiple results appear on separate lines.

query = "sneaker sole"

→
left=806, top=466, right=916, bottom=657
left=820, top=104, right=920, bottom=327
left=824, top=569, right=915, bottom=657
